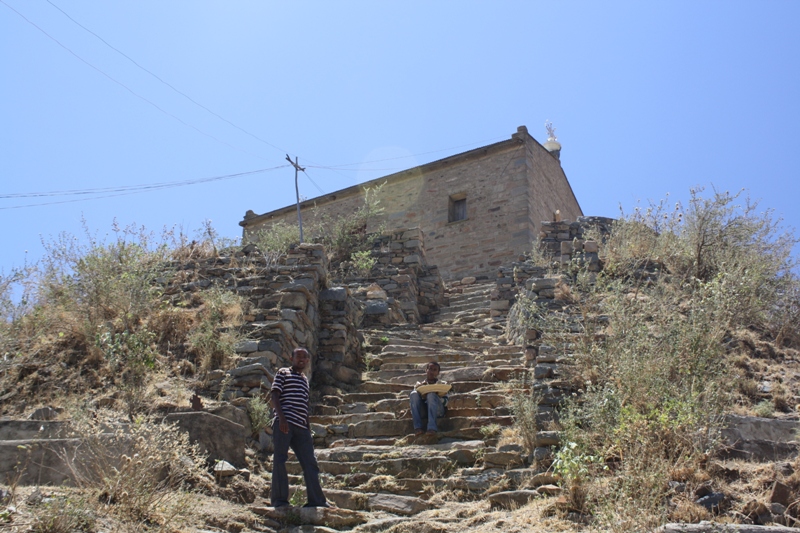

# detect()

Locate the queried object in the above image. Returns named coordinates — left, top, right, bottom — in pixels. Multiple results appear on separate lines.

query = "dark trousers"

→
left=270, top=420, right=327, bottom=507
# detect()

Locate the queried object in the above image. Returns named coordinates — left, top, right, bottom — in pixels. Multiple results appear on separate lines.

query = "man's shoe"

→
left=426, top=430, right=437, bottom=435
left=414, top=429, right=424, bottom=436
left=303, top=502, right=335, bottom=508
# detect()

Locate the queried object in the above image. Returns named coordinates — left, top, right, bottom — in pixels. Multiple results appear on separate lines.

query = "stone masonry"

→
left=240, top=126, right=583, bottom=280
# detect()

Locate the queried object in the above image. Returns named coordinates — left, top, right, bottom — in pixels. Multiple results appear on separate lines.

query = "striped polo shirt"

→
left=271, top=367, right=310, bottom=428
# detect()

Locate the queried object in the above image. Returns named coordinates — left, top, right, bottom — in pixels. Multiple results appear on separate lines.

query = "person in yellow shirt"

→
left=409, top=361, right=451, bottom=435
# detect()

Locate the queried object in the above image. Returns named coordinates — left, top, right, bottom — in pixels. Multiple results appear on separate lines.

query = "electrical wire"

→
left=300, top=169, right=325, bottom=196
left=44, top=0, right=289, bottom=157
left=0, top=165, right=289, bottom=210
left=0, top=0, right=274, bottom=162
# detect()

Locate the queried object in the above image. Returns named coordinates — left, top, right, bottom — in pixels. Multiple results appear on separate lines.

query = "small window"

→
left=449, top=193, right=467, bottom=222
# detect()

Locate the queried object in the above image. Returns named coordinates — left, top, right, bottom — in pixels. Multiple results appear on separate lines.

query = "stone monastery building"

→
left=240, top=125, right=582, bottom=280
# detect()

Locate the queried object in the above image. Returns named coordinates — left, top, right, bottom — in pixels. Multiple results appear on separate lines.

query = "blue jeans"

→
left=271, top=420, right=327, bottom=507
left=410, top=390, right=445, bottom=432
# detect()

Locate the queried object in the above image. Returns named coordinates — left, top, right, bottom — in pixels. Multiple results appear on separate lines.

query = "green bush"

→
left=247, top=396, right=273, bottom=435
left=315, top=182, right=386, bottom=262
left=349, top=250, right=376, bottom=277
left=247, top=220, right=300, bottom=266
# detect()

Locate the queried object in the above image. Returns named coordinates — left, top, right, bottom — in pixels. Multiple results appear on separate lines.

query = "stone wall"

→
left=163, top=244, right=329, bottom=400
left=241, top=127, right=582, bottom=280
left=537, top=216, right=614, bottom=269
left=356, top=228, right=444, bottom=326
left=163, top=229, right=443, bottom=399
left=491, top=216, right=615, bottom=340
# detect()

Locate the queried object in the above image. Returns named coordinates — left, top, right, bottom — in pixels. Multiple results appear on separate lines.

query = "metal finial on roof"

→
left=545, top=120, right=557, bottom=142
left=543, top=120, right=562, bottom=162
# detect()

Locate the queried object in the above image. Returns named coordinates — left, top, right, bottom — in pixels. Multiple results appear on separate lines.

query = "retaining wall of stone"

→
left=165, top=229, right=443, bottom=399
left=491, top=216, right=614, bottom=341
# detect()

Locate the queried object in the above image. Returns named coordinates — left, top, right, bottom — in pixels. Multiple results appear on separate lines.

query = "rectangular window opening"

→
left=449, top=193, right=467, bottom=222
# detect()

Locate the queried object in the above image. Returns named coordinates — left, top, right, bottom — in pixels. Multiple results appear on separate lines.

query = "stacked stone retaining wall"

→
left=491, top=216, right=614, bottom=339
left=164, top=229, right=444, bottom=399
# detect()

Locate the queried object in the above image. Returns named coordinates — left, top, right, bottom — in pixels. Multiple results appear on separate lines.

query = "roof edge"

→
left=240, top=131, right=526, bottom=228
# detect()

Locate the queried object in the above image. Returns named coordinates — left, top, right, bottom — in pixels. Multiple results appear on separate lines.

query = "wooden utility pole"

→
left=286, top=154, right=305, bottom=243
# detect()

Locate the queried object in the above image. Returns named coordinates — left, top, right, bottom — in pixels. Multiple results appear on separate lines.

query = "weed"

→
left=754, top=400, right=774, bottom=418
left=30, top=493, right=96, bottom=533
left=552, top=441, right=605, bottom=513
left=187, top=288, right=246, bottom=371
left=479, top=424, right=501, bottom=439
left=247, top=396, right=273, bottom=435
left=349, top=250, right=376, bottom=277
left=246, top=221, right=300, bottom=267
left=62, top=411, right=207, bottom=526
left=315, top=182, right=386, bottom=262
left=289, top=488, right=304, bottom=507
left=505, top=381, right=543, bottom=454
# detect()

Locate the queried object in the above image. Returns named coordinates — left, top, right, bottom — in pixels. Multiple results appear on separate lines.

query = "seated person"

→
left=409, top=361, right=451, bottom=435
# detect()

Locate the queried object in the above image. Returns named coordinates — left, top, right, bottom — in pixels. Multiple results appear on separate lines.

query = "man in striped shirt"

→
left=270, top=347, right=330, bottom=508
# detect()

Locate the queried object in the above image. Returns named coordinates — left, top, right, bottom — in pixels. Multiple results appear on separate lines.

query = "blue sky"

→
left=2, top=1, right=799, bottom=275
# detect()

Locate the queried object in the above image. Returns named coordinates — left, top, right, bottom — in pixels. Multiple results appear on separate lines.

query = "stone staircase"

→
left=277, top=279, right=576, bottom=523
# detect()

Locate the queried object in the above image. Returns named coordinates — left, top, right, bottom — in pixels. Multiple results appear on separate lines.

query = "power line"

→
left=0, top=165, right=288, bottom=210
left=300, top=169, right=325, bottom=196
left=44, top=0, right=290, bottom=157
left=0, top=0, right=275, bottom=163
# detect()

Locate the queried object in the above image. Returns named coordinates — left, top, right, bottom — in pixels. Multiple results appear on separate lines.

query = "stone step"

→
left=370, top=366, right=485, bottom=383
left=347, top=415, right=514, bottom=439
left=367, top=397, right=506, bottom=419
left=323, top=488, right=431, bottom=515
left=288, top=455, right=454, bottom=478
left=310, top=412, right=396, bottom=425
left=446, top=294, right=491, bottom=309
left=376, top=338, right=459, bottom=350
left=379, top=344, right=439, bottom=354
left=378, top=348, right=482, bottom=359
left=446, top=292, right=491, bottom=304
left=340, top=392, right=399, bottom=403
left=316, top=441, right=485, bottom=464
left=376, top=359, right=486, bottom=372
left=327, top=437, right=401, bottom=448
left=449, top=282, right=495, bottom=295
left=374, top=352, right=481, bottom=367
left=375, top=357, right=525, bottom=376
left=356, top=382, right=414, bottom=393
left=382, top=365, right=530, bottom=386
left=436, top=309, right=491, bottom=324
left=487, top=345, right=525, bottom=356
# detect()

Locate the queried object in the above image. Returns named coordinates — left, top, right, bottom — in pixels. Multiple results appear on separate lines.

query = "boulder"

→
left=164, top=412, right=246, bottom=468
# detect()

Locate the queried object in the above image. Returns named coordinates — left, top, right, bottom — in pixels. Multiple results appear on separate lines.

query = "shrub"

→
left=30, top=494, right=96, bottom=533
left=348, top=250, right=376, bottom=277
left=315, top=182, right=386, bottom=262
left=505, top=382, right=543, bottom=454
left=247, top=220, right=300, bottom=267
left=63, top=412, right=207, bottom=526
left=516, top=186, right=799, bottom=531
left=247, top=396, right=272, bottom=435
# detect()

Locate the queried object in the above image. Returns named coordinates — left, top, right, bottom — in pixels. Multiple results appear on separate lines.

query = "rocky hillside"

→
left=2, top=190, right=800, bottom=532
